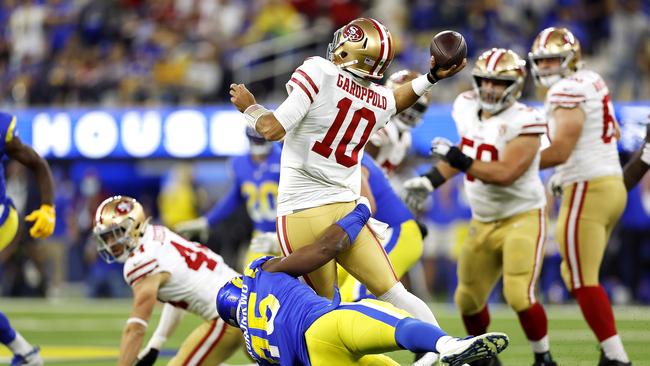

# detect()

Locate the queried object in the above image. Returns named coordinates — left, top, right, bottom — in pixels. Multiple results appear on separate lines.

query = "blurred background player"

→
left=0, top=112, right=56, bottom=366
left=176, top=127, right=281, bottom=268
left=530, top=27, right=630, bottom=366
left=623, top=124, right=650, bottom=190
left=366, top=69, right=432, bottom=174
left=229, top=17, right=466, bottom=365
left=216, top=200, right=510, bottom=366
left=404, top=49, right=556, bottom=366
left=92, top=196, right=242, bottom=366
left=338, top=153, right=423, bottom=302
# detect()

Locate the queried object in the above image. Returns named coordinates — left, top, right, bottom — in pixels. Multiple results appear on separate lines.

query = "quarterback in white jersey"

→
left=93, top=196, right=242, bottom=366
left=230, top=18, right=466, bottom=366
left=405, top=49, right=557, bottom=366
left=529, top=27, right=630, bottom=366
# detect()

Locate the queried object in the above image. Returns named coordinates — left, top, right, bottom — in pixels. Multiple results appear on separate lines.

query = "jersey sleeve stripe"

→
left=126, top=258, right=157, bottom=277
left=128, top=265, right=159, bottom=286
left=5, top=116, right=16, bottom=143
left=519, top=132, right=545, bottom=136
left=289, top=78, right=314, bottom=103
left=295, top=69, right=319, bottom=94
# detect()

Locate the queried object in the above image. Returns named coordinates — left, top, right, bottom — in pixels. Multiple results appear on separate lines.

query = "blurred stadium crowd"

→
left=0, top=0, right=649, bottom=307
left=0, top=0, right=649, bottom=107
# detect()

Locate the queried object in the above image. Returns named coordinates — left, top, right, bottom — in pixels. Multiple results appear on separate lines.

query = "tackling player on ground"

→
left=216, top=199, right=509, bottom=366
left=93, top=196, right=242, bottom=366
left=0, top=112, right=56, bottom=366
left=404, top=49, right=557, bottom=366
left=529, top=27, right=631, bottom=366
left=229, top=18, right=465, bottom=364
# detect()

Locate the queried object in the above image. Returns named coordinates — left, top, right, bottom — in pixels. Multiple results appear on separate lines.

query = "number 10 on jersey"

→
left=311, top=97, right=377, bottom=168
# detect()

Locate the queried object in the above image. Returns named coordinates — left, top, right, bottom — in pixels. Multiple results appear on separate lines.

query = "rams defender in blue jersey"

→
left=176, top=127, right=281, bottom=266
left=339, top=154, right=423, bottom=302
left=0, top=112, right=56, bottom=366
left=217, top=200, right=509, bottom=366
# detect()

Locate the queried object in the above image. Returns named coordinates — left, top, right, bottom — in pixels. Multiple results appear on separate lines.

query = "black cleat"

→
left=440, top=333, right=509, bottom=366
left=598, top=350, right=632, bottom=366
left=532, top=351, right=557, bottom=366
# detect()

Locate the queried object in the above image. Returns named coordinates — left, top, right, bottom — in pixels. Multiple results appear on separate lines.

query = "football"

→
left=430, top=30, right=467, bottom=69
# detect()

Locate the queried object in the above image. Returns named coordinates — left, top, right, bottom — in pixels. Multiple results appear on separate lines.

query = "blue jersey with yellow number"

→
left=361, top=154, right=413, bottom=227
left=0, top=112, right=17, bottom=225
left=238, top=256, right=340, bottom=366
left=206, top=145, right=281, bottom=233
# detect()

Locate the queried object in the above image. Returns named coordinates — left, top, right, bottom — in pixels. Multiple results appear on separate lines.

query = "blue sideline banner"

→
left=11, top=102, right=650, bottom=159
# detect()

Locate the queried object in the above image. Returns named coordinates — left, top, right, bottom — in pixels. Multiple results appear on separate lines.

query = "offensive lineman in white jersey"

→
left=403, top=49, right=557, bottom=366
left=229, top=18, right=466, bottom=365
left=93, top=196, right=242, bottom=366
left=529, top=27, right=630, bottom=366
left=366, top=69, right=432, bottom=173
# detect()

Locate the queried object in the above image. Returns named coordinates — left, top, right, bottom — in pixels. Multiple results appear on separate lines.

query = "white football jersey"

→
left=274, top=56, right=397, bottom=215
left=123, top=225, right=238, bottom=320
left=545, top=69, right=622, bottom=185
left=368, top=120, right=411, bottom=173
left=453, top=91, right=547, bottom=222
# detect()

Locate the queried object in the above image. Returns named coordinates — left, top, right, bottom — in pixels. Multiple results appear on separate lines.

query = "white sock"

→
left=8, top=332, right=32, bottom=355
left=434, top=335, right=455, bottom=354
left=601, top=335, right=629, bottom=363
left=378, top=282, right=439, bottom=326
left=530, top=335, right=549, bottom=353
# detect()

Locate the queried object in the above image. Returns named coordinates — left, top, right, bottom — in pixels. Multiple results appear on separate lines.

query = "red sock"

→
left=462, top=305, right=490, bottom=336
left=517, top=302, right=548, bottom=341
left=573, top=286, right=618, bottom=341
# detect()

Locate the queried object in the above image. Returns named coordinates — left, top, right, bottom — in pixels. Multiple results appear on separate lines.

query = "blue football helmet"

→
left=216, top=276, right=244, bottom=327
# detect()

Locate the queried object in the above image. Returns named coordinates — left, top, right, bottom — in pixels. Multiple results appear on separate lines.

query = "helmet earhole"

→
left=363, top=39, right=368, bottom=49
left=340, top=51, right=348, bottom=58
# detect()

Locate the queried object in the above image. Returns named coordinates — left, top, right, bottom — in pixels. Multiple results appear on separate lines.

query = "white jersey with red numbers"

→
left=123, top=225, right=238, bottom=320
left=452, top=91, right=547, bottom=222
left=273, top=56, right=397, bottom=215
left=545, top=69, right=622, bottom=185
left=368, top=120, right=411, bottom=173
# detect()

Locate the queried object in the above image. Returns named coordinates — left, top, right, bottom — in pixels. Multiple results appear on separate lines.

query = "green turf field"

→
left=1, top=298, right=648, bottom=366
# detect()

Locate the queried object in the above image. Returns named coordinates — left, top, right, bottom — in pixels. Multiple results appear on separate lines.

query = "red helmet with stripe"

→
left=327, top=18, right=394, bottom=80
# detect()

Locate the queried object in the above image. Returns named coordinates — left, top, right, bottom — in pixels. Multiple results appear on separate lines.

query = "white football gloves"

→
left=403, top=176, right=434, bottom=211
left=174, top=217, right=209, bottom=242
left=250, top=232, right=281, bottom=255
left=430, top=137, right=453, bottom=159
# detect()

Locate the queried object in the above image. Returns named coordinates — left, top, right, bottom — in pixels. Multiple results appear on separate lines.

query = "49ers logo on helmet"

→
left=116, top=200, right=133, bottom=215
left=344, top=25, right=364, bottom=42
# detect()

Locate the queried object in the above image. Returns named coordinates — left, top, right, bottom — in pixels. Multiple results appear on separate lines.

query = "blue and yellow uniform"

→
left=0, top=113, right=19, bottom=251
left=340, top=155, right=423, bottom=301
left=206, top=144, right=281, bottom=263
left=235, top=256, right=412, bottom=366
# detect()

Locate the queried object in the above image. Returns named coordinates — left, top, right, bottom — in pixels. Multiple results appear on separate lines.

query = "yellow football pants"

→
left=305, top=299, right=411, bottom=366
left=455, top=208, right=547, bottom=314
left=277, top=202, right=398, bottom=299
left=0, top=206, right=19, bottom=251
left=556, top=175, right=626, bottom=291
left=339, top=219, right=423, bottom=301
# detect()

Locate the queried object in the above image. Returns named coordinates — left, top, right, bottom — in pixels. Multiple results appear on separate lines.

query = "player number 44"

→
left=170, top=240, right=217, bottom=271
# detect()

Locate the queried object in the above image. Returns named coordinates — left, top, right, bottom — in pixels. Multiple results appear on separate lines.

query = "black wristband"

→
left=446, top=146, right=474, bottom=172
left=427, top=67, right=439, bottom=84
left=423, top=167, right=447, bottom=188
